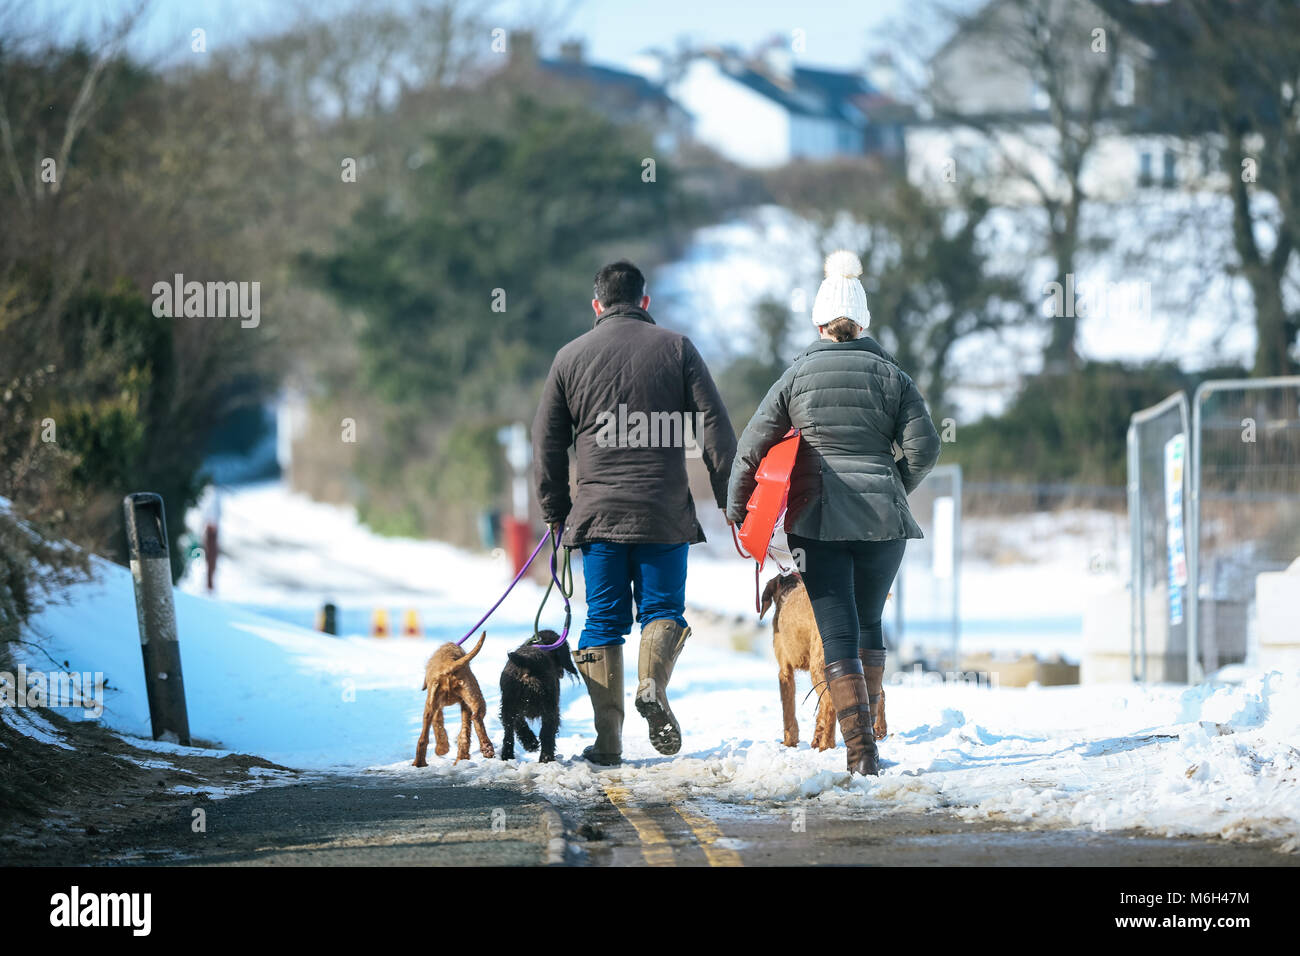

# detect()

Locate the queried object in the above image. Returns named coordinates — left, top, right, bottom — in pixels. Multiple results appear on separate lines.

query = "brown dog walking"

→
left=762, top=572, right=836, bottom=751
left=413, top=633, right=495, bottom=766
left=763, top=572, right=890, bottom=751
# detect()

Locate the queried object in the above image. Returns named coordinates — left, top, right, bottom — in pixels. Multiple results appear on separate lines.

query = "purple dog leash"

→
left=531, top=525, right=572, bottom=650
left=456, top=523, right=571, bottom=651
left=456, top=526, right=550, bottom=645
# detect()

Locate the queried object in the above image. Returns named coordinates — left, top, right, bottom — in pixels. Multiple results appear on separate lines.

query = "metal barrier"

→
left=1126, top=392, right=1190, bottom=683
left=1189, top=377, right=1300, bottom=681
left=1129, top=377, right=1300, bottom=684
left=893, top=463, right=962, bottom=670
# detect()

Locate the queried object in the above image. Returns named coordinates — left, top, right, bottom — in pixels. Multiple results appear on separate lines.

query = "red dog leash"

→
left=732, top=521, right=794, bottom=614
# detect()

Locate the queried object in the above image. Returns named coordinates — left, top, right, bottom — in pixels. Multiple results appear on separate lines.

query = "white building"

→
left=668, top=48, right=905, bottom=169
left=905, top=0, right=1227, bottom=204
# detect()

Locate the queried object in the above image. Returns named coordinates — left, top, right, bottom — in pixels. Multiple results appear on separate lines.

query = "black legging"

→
left=786, top=534, right=906, bottom=664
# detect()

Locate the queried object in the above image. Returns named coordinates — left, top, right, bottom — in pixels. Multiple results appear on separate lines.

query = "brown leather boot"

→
left=825, top=657, right=879, bottom=776
left=860, top=648, right=887, bottom=740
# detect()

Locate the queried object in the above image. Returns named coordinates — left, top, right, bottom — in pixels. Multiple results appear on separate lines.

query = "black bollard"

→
left=318, top=601, right=338, bottom=636
left=123, top=493, right=192, bottom=745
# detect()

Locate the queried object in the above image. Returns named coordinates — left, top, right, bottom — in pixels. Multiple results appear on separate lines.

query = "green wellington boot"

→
left=635, top=619, right=690, bottom=756
left=575, top=644, right=623, bottom=766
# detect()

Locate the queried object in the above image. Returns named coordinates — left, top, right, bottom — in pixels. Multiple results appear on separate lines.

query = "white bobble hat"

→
left=811, top=249, right=871, bottom=330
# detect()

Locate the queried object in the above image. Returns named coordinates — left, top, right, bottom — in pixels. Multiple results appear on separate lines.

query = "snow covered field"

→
left=15, top=482, right=1299, bottom=849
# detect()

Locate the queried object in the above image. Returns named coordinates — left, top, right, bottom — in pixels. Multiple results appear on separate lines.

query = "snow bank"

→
left=377, top=668, right=1299, bottom=849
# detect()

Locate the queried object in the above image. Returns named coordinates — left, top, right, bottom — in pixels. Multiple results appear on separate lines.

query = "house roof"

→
left=537, top=57, right=675, bottom=108
left=706, top=57, right=880, bottom=125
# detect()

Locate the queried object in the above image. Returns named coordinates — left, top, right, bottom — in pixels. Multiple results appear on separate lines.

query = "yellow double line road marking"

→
left=672, top=803, right=743, bottom=867
left=602, top=784, right=743, bottom=867
left=603, top=785, right=676, bottom=866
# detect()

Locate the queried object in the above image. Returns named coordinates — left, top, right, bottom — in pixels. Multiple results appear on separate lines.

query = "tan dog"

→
left=761, top=572, right=889, bottom=751
left=413, top=633, right=495, bottom=766
left=761, top=573, right=836, bottom=750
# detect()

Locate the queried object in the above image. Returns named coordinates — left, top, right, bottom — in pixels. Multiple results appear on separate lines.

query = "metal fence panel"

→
left=1127, top=393, right=1191, bottom=683
left=1190, top=377, right=1300, bottom=681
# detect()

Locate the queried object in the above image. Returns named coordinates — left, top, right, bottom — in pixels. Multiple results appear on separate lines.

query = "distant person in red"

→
left=201, top=487, right=221, bottom=592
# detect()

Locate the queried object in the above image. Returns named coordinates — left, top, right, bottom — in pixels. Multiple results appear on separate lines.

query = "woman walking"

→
left=727, top=251, right=941, bottom=776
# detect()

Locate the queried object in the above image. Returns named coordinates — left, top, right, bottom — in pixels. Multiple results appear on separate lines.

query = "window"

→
left=1200, top=142, right=1220, bottom=177
left=1162, top=149, right=1177, bottom=187
left=1139, top=151, right=1153, bottom=187
left=1112, top=59, right=1135, bottom=106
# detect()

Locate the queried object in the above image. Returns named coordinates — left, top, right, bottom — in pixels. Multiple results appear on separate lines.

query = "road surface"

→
left=60, top=771, right=1298, bottom=867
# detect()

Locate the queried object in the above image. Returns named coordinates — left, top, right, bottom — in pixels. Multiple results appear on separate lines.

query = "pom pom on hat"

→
left=823, top=249, right=863, bottom=279
left=811, top=249, right=871, bottom=330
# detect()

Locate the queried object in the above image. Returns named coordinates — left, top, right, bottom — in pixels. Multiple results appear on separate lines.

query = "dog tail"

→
left=451, top=632, right=487, bottom=670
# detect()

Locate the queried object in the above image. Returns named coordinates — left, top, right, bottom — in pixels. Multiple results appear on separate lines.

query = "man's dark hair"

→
left=593, top=260, right=646, bottom=309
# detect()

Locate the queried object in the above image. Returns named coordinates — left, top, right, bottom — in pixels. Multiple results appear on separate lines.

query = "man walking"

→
left=532, top=260, right=736, bottom=765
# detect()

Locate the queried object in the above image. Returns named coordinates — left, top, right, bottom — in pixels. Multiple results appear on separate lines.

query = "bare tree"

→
left=923, top=0, right=1126, bottom=371
left=1096, top=0, right=1299, bottom=377
left=0, top=0, right=147, bottom=208
left=767, top=160, right=1027, bottom=417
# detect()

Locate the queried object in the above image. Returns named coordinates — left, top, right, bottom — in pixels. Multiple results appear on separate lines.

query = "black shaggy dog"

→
left=498, top=630, right=578, bottom=763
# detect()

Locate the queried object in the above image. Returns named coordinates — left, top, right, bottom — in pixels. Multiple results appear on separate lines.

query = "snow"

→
left=378, top=661, right=1300, bottom=848
left=168, top=777, right=298, bottom=801
left=655, top=205, right=860, bottom=363
left=17, top=481, right=1300, bottom=849
left=0, top=706, right=75, bottom=750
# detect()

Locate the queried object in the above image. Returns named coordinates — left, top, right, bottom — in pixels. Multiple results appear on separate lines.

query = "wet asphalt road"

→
left=90, top=772, right=1297, bottom=868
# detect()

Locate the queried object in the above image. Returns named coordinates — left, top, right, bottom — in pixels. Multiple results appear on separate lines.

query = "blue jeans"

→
left=578, top=542, right=689, bottom=648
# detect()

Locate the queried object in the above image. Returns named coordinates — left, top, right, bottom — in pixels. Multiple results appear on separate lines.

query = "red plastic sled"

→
left=735, top=429, right=800, bottom=571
